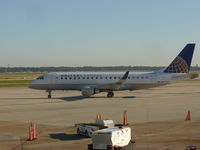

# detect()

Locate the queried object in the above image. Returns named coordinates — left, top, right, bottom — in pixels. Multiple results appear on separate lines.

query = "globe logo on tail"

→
left=165, top=56, right=189, bottom=73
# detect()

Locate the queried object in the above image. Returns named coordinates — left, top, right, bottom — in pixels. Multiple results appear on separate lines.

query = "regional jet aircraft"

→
left=29, top=44, right=198, bottom=98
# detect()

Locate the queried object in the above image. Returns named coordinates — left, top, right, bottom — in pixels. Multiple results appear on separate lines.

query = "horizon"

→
left=0, top=65, right=199, bottom=68
left=0, top=65, right=200, bottom=67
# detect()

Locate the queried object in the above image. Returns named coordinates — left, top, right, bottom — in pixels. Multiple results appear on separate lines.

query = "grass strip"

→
left=0, top=80, right=32, bottom=87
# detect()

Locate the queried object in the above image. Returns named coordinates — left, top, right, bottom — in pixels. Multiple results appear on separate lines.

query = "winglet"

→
left=117, top=71, right=129, bottom=84
left=121, top=71, right=129, bottom=80
left=97, top=71, right=129, bottom=90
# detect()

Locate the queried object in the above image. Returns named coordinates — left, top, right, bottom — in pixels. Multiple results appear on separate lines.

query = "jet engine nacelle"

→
left=81, top=86, right=99, bottom=97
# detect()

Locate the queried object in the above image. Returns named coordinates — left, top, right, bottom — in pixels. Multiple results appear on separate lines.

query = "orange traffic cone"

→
left=33, top=122, right=36, bottom=139
left=99, top=113, right=103, bottom=120
left=123, top=110, right=128, bottom=125
left=185, top=111, right=191, bottom=121
left=29, top=122, right=36, bottom=141
left=29, top=122, right=33, bottom=141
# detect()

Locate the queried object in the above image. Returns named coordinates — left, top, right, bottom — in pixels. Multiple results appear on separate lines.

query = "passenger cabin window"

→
left=37, top=76, right=44, bottom=80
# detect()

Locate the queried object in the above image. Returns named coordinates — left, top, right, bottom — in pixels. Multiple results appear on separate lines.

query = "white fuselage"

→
left=29, top=71, right=187, bottom=91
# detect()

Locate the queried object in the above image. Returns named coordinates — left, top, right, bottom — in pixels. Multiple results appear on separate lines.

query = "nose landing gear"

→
left=47, top=90, right=52, bottom=99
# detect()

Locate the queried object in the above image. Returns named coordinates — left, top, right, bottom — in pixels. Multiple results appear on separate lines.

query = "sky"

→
left=0, top=0, right=199, bottom=67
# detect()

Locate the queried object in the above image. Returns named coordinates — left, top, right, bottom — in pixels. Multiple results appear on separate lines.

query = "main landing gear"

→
left=47, top=90, right=52, bottom=99
left=107, top=91, right=114, bottom=98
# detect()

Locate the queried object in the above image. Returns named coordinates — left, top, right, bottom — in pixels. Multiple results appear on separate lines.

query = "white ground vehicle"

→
left=75, top=120, right=114, bottom=137
left=88, top=126, right=135, bottom=150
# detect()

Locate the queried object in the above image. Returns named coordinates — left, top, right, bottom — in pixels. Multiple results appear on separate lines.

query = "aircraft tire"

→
left=85, top=130, right=89, bottom=137
left=107, top=92, right=114, bottom=98
left=77, top=128, right=81, bottom=135
left=48, top=95, right=52, bottom=99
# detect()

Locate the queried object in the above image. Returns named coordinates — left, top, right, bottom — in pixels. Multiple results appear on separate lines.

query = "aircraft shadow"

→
left=122, top=96, right=136, bottom=99
left=0, top=95, right=136, bottom=102
left=59, top=95, right=136, bottom=101
left=59, top=96, right=87, bottom=101
left=49, top=133, right=87, bottom=141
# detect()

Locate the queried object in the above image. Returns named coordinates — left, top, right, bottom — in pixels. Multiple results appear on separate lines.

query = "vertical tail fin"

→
left=164, top=44, right=195, bottom=73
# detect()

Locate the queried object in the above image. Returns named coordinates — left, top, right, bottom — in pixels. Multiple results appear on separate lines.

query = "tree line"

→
left=0, top=66, right=199, bottom=73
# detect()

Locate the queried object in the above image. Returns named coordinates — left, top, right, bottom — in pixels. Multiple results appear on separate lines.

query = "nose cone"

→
left=28, top=80, right=37, bottom=89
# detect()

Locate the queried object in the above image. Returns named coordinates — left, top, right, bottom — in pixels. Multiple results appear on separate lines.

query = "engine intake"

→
left=81, top=87, right=99, bottom=97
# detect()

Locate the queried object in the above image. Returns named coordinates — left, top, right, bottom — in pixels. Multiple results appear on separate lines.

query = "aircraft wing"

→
left=97, top=71, right=129, bottom=90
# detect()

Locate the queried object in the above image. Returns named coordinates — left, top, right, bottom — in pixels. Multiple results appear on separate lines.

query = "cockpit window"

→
left=37, top=76, right=44, bottom=80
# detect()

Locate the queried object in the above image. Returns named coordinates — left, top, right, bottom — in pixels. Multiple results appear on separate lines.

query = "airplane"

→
left=29, top=43, right=198, bottom=98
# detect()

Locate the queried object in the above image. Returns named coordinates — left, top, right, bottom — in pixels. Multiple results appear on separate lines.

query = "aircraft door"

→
left=150, top=73, right=156, bottom=84
left=46, top=74, right=53, bottom=84
left=52, top=75, right=59, bottom=84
